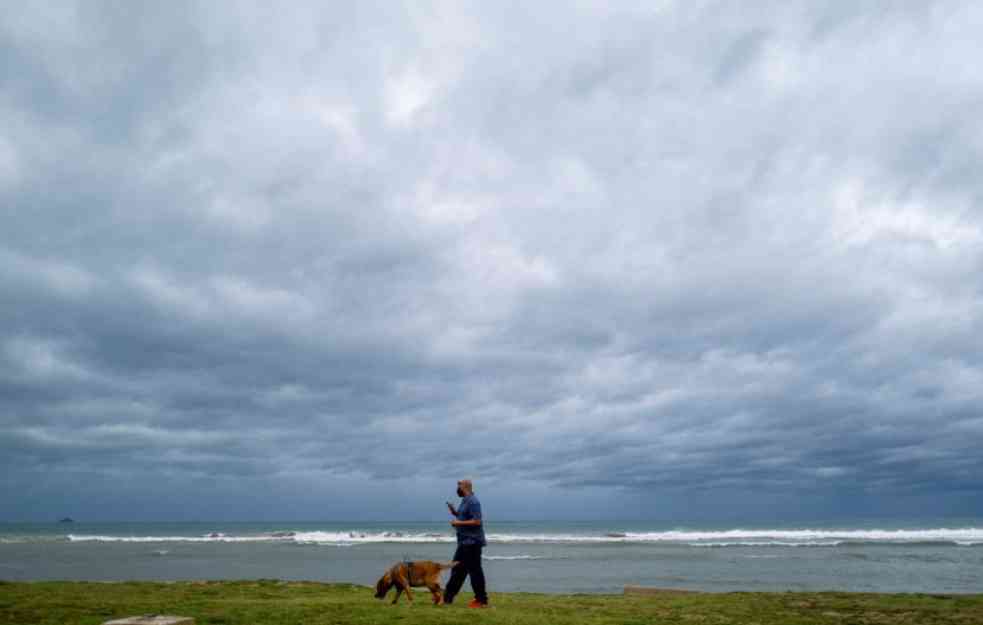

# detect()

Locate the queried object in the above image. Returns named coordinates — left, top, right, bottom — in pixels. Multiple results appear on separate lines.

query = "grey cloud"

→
left=2, top=1, right=983, bottom=521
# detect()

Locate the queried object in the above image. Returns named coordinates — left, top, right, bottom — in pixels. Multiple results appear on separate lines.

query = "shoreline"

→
left=5, top=579, right=983, bottom=597
left=6, top=520, right=982, bottom=595
left=5, top=579, right=983, bottom=596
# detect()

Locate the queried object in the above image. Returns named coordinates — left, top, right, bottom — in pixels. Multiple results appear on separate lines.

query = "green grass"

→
left=1, top=580, right=981, bottom=625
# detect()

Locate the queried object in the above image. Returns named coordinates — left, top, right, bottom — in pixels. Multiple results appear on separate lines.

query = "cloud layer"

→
left=2, top=1, right=982, bottom=520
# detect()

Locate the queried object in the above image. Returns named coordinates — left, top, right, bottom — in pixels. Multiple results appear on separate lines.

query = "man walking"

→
left=443, top=479, right=489, bottom=607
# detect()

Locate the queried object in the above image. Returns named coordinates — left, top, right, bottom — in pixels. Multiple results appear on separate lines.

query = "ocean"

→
left=1, top=519, right=981, bottom=594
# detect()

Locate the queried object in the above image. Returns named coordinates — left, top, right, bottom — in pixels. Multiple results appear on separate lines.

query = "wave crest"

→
left=53, top=527, right=983, bottom=546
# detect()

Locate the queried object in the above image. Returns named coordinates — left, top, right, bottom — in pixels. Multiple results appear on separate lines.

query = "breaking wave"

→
left=53, top=527, right=983, bottom=547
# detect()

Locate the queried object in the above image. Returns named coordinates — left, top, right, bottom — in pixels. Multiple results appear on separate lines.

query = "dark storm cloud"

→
left=2, top=1, right=983, bottom=520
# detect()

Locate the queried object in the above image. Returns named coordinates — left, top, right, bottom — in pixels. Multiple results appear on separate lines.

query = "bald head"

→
left=456, top=479, right=473, bottom=496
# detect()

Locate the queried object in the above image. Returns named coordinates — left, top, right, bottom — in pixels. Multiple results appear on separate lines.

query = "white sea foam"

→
left=66, top=534, right=291, bottom=543
left=57, top=527, right=983, bottom=546
left=292, top=531, right=456, bottom=544
left=686, top=541, right=846, bottom=547
left=627, top=528, right=983, bottom=543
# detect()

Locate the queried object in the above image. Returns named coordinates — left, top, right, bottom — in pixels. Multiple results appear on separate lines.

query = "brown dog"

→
left=374, top=560, right=458, bottom=604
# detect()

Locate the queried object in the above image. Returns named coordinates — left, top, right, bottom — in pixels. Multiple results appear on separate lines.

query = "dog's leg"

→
left=429, top=583, right=442, bottom=604
left=396, top=572, right=413, bottom=604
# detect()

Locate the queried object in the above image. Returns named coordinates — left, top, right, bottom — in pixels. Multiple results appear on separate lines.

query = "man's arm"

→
left=450, top=518, right=482, bottom=527
left=450, top=499, right=482, bottom=527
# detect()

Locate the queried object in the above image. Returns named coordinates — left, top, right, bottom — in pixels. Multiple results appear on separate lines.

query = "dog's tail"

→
left=439, top=561, right=460, bottom=569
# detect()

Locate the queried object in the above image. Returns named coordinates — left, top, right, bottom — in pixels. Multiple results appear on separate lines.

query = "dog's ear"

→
left=374, top=573, right=391, bottom=598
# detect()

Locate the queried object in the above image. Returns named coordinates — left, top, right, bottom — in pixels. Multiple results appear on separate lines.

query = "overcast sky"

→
left=2, top=1, right=982, bottom=523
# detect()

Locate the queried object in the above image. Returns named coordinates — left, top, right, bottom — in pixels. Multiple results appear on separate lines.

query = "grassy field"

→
left=1, top=580, right=981, bottom=625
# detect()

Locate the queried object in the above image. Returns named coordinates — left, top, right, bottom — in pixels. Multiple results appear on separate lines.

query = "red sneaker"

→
left=468, top=599, right=488, bottom=608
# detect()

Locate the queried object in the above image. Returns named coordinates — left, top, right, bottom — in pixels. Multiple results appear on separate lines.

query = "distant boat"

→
left=58, top=517, right=74, bottom=523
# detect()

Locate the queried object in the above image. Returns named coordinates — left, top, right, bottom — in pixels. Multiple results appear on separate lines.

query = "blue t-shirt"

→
left=455, top=494, right=487, bottom=546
